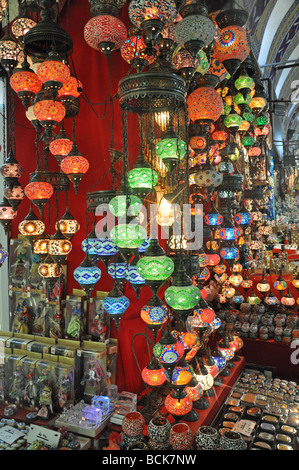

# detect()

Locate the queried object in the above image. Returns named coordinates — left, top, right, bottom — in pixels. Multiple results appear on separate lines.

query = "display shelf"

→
left=0, top=405, right=55, bottom=428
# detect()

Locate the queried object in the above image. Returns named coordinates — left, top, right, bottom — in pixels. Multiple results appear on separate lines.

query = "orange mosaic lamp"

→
left=165, top=389, right=193, bottom=418
left=141, top=357, right=167, bottom=388
left=10, top=60, right=42, bottom=109
left=60, top=143, right=89, bottom=194
left=36, top=52, right=70, bottom=99
left=213, top=25, right=250, bottom=76
left=24, top=171, right=54, bottom=214
left=33, top=91, right=66, bottom=132
left=187, top=85, right=223, bottom=132
left=49, top=124, right=73, bottom=165
left=18, top=205, right=45, bottom=242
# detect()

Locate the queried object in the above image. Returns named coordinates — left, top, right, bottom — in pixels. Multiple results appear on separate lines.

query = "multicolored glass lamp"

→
left=60, top=142, right=89, bottom=194
left=33, top=89, right=66, bottom=135
left=213, top=22, right=250, bottom=76
left=110, top=223, right=147, bottom=259
left=273, top=269, right=287, bottom=292
left=164, top=388, right=193, bottom=421
left=36, top=51, right=70, bottom=99
left=94, top=228, right=119, bottom=270
left=234, top=203, right=252, bottom=227
left=38, top=253, right=63, bottom=286
left=48, top=227, right=72, bottom=265
left=102, top=281, right=130, bottom=329
left=56, top=205, right=80, bottom=240
left=211, top=343, right=226, bottom=381
left=0, top=197, right=17, bottom=232
left=18, top=204, right=45, bottom=243
left=141, top=356, right=167, bottom=388
left=153, top=324, right=185, bottom=375
left=73, top=254, right=102, bottom=300
left=264, top=288, right=280, bottom=307
left=140, top=296, right=168, bottom=342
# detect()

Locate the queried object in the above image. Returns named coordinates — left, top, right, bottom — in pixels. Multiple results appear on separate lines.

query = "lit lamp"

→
left=204, top=347, right=219, bottom=381
left=264, top=289, right=280, bottom=307
left=94, top=229, right=119, bottom=270
left=49, top=124, right=73, bottom=165
left=60, top=143, right=89, bottom=194
left=18, top=205, right=45, bottom=243
left=24, top=171, right=54, bottom=215
left=218, top=333, right=234, bottom=371
left=273, top=270, right=288, bottom=292
left=128, top=0, right=177, bottom=48
left=281, top=289, right=295, bottom=308
left=0, top=150, right=23, bottom=179
left=153, top=325, right=185, bottom=376
left=110, top=223, right=147, bottom=258
left=36, top=51, right=70, bottom=99
left=0, top=29, right=22, bottom=73
left=56, top=206, right=80, bottom=240
left=82, top=227, right=102, bottom=264
left=164, top=389, right=193, bottom=422
left=84, top=14, right=128, bottom=56
left=11, top=12, right=36, bottom=44
left=141, top=356, right=167, bottom=389
left=10, top=59, right=42, bottom=109
left=108, top=252, right=128, bottom=286
left=211, top=344, right=226, bottom=384
left=73, top=254, right=102, bottom=300
left=174, top=2, right=216, bottom=59
left=155, top=126, right=187, bottom=174
left=126, top=254, right=145, bottom=299
left=140, top=297, right=168, bottom=342
left=102, top=281, right=130, bottom=329
left=109, top=192, right=142, bottom=218
left=48, top=228, right=72, bottom=265
left=137, top=238, right=174, bottom=299
left=33, top=89, right=66, bottom=134
left=33, top=233, right=49, bottom=261
left=38, top=253, right=63, bottom=286
left=194, top=358, right=214, bottom=404
left=121, top=34, right=156, bottom=71
left=187, top=83, right=224, bottom=135
left=164, top=260, right=201, bottom=321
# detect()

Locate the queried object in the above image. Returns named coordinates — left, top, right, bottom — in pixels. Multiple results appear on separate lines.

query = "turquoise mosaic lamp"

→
left=126, top=254, right=145, bottom=298
left=73, top=254, right=102, bottom=300
left=102, top=281, right=130, bottom=330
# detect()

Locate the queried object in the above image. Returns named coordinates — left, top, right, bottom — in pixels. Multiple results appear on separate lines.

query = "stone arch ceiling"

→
left=238, top=0, right=299, bottom=156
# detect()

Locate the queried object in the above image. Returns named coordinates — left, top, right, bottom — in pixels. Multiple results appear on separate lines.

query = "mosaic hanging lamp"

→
left=0, top=150, right=23, bottom=179
left=33, top=89, right=66, bottom=136
left=33, top=233, right=49, bottom=262
left=214, top=9, right=250, bottom=76
left=11, top=7, right=37, bottom=44
left=60, top=142, right=89, bottom=195
left=0, top=28, right=22, bottom=74
left=129, top=0, right=177, bottom=47
left=174, top=2, right=216, bottom=59
left=128, top=151, right=159, bottom=200
left=136, top=238, right=174, bottom=298
left=141, top=356, right=167, bottom=388
left=36, top=50, right=70, bottom=100
left=94, top=228, right=119, bottom=270
left=107, top=251, right=128, bottom=286
left=49, top=122, right=73, bottom=165
left=55, top=205, right=80, bottom=240
left=73, top=253, right=102, bottom=300
left=0, top=198, right=17, bottom=232
left=126, top=254, right=145, bottom=299
left=24, top=170, right=54, bottom=215
left=153, top=324, right=185, bottom=376
left=48, top=227, right=72, bottom=265
left=155, top=124, right=187, bottom=174
left=4, top=179, right=25, bottom=212
left=164, top=258, right=201, bottom=320
left=84, top=13, right=127, bottom=56
left=102, top=281, right=130, bottom=329
left=18, top=204, right=45, bottom=242
left=82, top=225, right=102, bottom=264
left=38, top=253, right=63, bottom=285
left=10, top=59, right=42, bottom=109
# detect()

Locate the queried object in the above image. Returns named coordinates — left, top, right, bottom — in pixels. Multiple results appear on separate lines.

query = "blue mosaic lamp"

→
left=140, top=296, right=168, bottom=341
left=73, top=254, right=102, bottom=299
left=108, top=252, right=127, bottom=286
left=126, top=255, right=145, bottom=298
left=234, top=203, right=252, bottom=227
left=82, top=226, right=102, bottom=264
left=204, top=202, right=223, bottom=227
left=220, top=245, right=239, bottom=262
left=138, top=236, right=151, bottom=254
left=0, top=244, right=8, bottom=267
left=95, top=227, right=118, bottom=270
left=102, top=281, right=130, bottom=329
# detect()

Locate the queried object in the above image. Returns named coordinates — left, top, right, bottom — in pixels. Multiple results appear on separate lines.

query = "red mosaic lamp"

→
left=49, top=122, right=73, bottom=165
left=84, top=14, right=127, bottom=56
left=141, top=356, right=167, bottom=388
left=187, top=79, right=224, bottom=134
left=60, top=142, right=89, bottom=194
left=121, top=33, right=156, bottom=70
left=57, top=74, right=83, bottom=114
left=24, top=170, right=54, bottom=214
left=10, top=59, right=42, bottom=109
left=33, top=89, right=66, bottom=134
left=0, top=197, right=17, bottom=232
left=36, top=51, right=70, bottom=99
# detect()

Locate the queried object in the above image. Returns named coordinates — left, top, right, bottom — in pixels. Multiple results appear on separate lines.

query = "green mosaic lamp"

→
left=108, top=181, right=143, bottom=218
left=155, top=124, right=187, bottom=174
left=128, top=152, right=159, bottom=200
left=136, top=238, right=174, bottom=298
left=254, top=113, right=269, bottom=129
left=241, top=132, right=255, bottom=148
left=243, top=107, right=254, bottom=122
left=164, top=258, right=201, bottom=321
left=234, top=72, right=254, bottom=95
left=110, top=223, right=147, bottom=260
left=233, top=91, right=252, bottom=112
left=225, top=142, right=240, bottom=162
left=223, top=112, right=243, bottom=134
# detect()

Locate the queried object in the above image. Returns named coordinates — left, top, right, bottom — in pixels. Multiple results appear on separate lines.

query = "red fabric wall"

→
left=11, top=0, right=152, bottom=394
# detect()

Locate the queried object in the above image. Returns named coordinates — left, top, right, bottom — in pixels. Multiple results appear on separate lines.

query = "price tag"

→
left=233, top=419, right=256, bottom=437
left=26, top=424, right=61, bottom=449
left=0, top=426, right=25, bottom=445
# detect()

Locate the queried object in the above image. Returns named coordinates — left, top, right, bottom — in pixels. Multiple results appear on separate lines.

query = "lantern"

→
left=141, top=357, right=167, bottom=387
left=60, top=144, right=89, bottom=194
left=187, top=86, right=223, bottom=127
left=84, top=14, right=128, bottom=56
left=102, top=282, right=130, bottom=328
left=10, top=60, right=42, bottom=109
left=36, top=53, right=70, bottom=98
left=128, top=152, right=159, bottom=199
left=56, top=207, right=80, bottom=240
left=18, top=205, right=45, bottom=241
left=213, top=25, right=250, bottom=76
left=33, top=92, right=66, bottom=131
left=0, top=198, right=17, bottom=232
left=24, top=172, right=54, bottom=214
left=73, top=254, right=102, bottom=299
left=49, top=125, right=73, bottom=164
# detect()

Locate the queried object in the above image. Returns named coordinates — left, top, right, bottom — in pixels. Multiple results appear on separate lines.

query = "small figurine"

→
left=33, top=301, right=47, bottom=336
left=11, top=298, right=31, bottom=334
left=22, top=367, right=38, bottom=409
left=37, top=385, right=53, bottom=420
left=81, top=358, right=105, bottom=396
left=8, top=363, right=24, bottom=405
left=49, top=308, right=64, bottom=339
left=90, top=309, right=107, bottom=342
left=67, top=302, right=84, bottom=340
left=10, top=243, right=30, bottom=286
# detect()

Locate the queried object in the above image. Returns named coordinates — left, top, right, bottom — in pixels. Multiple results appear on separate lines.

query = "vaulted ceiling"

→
left=238, top=0, right=299, bottom=160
